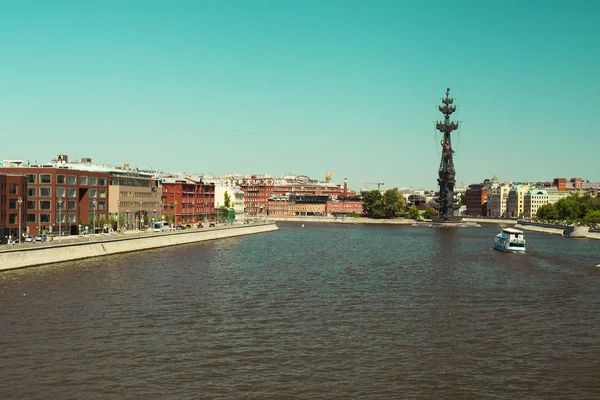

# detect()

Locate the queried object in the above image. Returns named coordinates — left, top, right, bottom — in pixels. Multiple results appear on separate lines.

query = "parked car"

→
left=34, top=235, right=47, bottom=242
left=209, top=222, right=216, bottom=227
left=175, top=225, right=185, bottom=230
left=24, top=236, right=35, bottom=242
left=0, top=236, right=8, bottom=245
left=185, top=224, right=192, bottom=229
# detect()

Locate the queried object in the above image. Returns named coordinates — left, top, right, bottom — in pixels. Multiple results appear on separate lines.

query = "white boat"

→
left=494, top=228, right=526, bottom=253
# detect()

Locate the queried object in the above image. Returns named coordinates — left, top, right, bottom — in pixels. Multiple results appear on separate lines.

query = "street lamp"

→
left=92, top=199, right=97, bottom=235
left=139, top=200, right=143, bottom=230
left=57, top=199, right=64, bottom=240
left=17, top=196, right=22, bottom=245
left=126, top=210, right=130, bottom=230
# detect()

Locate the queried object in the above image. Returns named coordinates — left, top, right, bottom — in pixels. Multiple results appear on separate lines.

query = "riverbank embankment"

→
left=269, top=216, right=415, bottom=225
left=0, top=222, right=278, bottom=271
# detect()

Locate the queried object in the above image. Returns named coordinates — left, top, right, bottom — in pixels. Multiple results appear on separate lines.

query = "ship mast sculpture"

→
left=434, top=88, right=459, bottom=220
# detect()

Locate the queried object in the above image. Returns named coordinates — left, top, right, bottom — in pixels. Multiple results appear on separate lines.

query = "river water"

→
left=1, top=223, right=600, bottom=399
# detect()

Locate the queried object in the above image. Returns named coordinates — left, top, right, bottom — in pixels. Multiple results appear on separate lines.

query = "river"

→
left=1, top=223, right=600, bottom=399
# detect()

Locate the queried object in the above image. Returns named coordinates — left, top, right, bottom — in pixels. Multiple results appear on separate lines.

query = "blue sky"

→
left=1, top=0, right=598, bottom=190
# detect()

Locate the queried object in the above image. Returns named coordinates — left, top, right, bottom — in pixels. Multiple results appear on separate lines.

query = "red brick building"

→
left=466, top=183, right=488, bottom=216
left=0, top=164, right=109, bottom=235
left=553, top=178, right=567, bottom=192
left=0, top=174, right=28, bottom=238
left=326, top=200, right=363, bottom=215
left=161, top=178, right=215, bottom=224
left=240, top=177, right=275, bottom=216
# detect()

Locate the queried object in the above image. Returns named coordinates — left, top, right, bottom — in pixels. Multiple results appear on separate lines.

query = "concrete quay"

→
left=0, top=222, right=279, bottom=271
left=269, top=216, right=415, bottom=225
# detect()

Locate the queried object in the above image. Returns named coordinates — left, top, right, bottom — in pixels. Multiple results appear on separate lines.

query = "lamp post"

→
left=126, top=210, right=130, bottom=230
left=173, top=200, right=177, bottom=226
left=159, top=201, right=163, bottom=221
left=117, top=200, right=120, bottom=232
left=17, top=196, right=22, bottom=245
left=139, top=200, right=143, bottom=230
left=92, top=199, right=97, bottom=235
left=57, top=199, right=64, bottom=240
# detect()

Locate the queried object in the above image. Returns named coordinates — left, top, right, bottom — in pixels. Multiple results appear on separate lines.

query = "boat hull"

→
left=493, top=243, right=526, bottom=253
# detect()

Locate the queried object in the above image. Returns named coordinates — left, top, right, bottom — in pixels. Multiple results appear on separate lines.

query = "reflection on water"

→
left=1, top=223, right=600, bottom=398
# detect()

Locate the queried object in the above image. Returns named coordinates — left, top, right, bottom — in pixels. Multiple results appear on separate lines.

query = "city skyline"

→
left=1, top=0, right=599, bottom=188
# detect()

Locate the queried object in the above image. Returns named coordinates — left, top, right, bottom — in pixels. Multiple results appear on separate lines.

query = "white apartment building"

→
left=486, top=176, right=511, bottom=217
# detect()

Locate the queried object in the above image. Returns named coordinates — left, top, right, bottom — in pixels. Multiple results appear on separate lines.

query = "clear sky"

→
left=1, top=0, right=598, bottom=190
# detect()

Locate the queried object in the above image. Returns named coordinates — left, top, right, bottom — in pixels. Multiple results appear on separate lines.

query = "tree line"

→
left=361, top=188, right=437, bottom=219
left=536, top=193, right=600, bottom=226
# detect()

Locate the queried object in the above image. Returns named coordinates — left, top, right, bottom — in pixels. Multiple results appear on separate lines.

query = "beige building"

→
left=109, top=164, right=161, bottom=230
left=506, top=185, right=531, bottom=218
left=486, top=176, right=511, bottom=217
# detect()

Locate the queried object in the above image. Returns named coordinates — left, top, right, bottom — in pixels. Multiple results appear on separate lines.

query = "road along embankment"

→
left=0, top=223, right=278, bottom=271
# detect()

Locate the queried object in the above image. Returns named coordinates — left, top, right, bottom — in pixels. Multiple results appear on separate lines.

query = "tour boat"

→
left=493, top=228, right=526, bottom=253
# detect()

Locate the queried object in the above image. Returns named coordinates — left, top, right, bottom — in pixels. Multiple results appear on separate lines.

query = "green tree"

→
left=383, top=188, right=406, bottom=218
left=423, top=207, right=437, bottom=219
left=118, top=215, right=125, bottom=230
left=408, top=207, right=420, bottom=220
left=558, top=196, right=580, bottom=220
left=584, top=210, right=600, bottom=227
left=362, top=190, right=383, bottom=218
left=223, top=191, right=231, bottom=208
left=98, top=214, right=106, bottom=229
left=536, top=204, right=559, bottom=221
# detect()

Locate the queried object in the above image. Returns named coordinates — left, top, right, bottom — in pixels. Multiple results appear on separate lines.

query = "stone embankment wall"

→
left=269, top=216, right=414, bottom=225
left=0, top=223, right=278, bottom=271
left=515, top=223, right=600, bottom=240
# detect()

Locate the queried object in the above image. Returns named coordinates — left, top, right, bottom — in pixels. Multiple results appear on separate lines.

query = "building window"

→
left=40, top=200, right=51, bottom=210
left=57, top=187, right=66, bottom=197
left=57, top=174, right=66, bottom=184
left=9, top=199, right=18, bottom=209
left=89, top=189, right=97, bottom=198
left=99, top=177, right=106, bottom=186
left=40, top=187, right=51, bottom=196
left=68, top=213, right=76, bottom=223
left=27, top=174, right=36, bottom=183
left=40, top=174, right=51, bottom=184
left=68, top=200, right=77, bottom=210
left=98, top=201, right=106, bottom=210
left=79, top=176, right=88, bottom=185
left=28, top=187, right=36, bottom=197
left=9, top=183, right=17, bottom=194
left=89, top=200, right=97, bottom=209
left=40, top=214, right=51, bottom=223
left=99, top=189, right=107, bottom=198
left=9, top=214, right=17, bottom=224
left=89, top=212, right=96, bottom=222
left=27, top=200, right=36, bottom=209
left=56, top=213, right=66, bottom=223
left=90, top=177, right=98, bottom=186
left=68, top=175, right=77, bottom=185
left=68, top=188, right=77, bottom=198
left=27, top=214, right=36, bottom=223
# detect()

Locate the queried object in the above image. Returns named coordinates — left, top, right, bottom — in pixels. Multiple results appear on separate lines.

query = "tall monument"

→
left=434, top=88, right=459, bottom=220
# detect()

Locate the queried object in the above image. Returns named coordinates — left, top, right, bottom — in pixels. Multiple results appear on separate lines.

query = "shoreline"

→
left=0, top=222, right=279, bottom=271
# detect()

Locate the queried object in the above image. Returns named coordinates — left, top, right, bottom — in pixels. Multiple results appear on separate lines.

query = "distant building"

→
left=466, top=183, right=487, bottom=216
left=506, top=185, right=531, bottom=218
left=523, top=189, right=549, bottom=219
left=486, top=176, right=511, bottom=217
left=553, top=178, right=567, bottom=192
left=0, top=173, right=28, bottom=238
left=0, top=159, right=109, bottom=235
